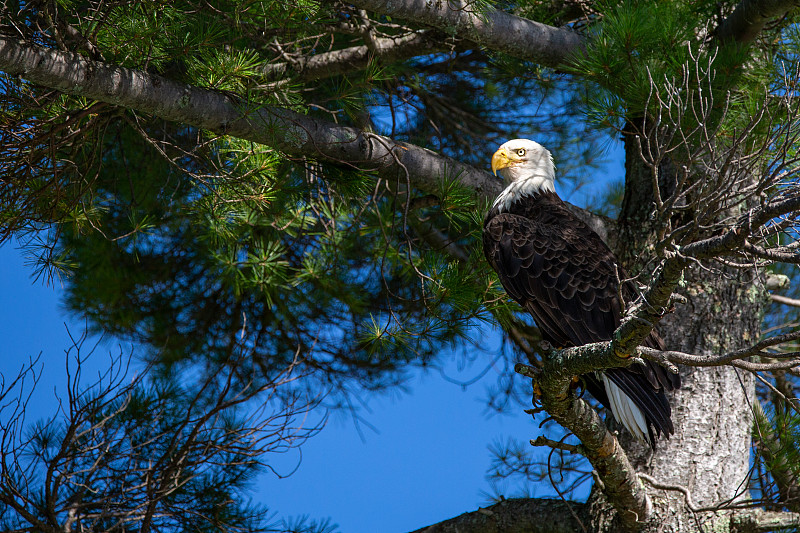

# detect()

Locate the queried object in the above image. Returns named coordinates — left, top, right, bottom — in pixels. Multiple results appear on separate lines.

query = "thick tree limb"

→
left=0, top=36, right=501, bottom=203
left=346, top=0, right=586, bottom=68
left=408, top=497, right=589, bottom=533
left=715, top=0, right=800, bottom=43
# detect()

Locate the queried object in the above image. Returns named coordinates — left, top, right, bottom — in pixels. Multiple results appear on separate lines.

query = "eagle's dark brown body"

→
left=483, top=191, right=680, bottom=443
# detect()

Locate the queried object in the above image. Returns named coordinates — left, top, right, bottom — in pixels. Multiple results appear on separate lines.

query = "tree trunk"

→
left=640, top=266, right=759, bottom=531
left=588, top=134, right=763, bottom=532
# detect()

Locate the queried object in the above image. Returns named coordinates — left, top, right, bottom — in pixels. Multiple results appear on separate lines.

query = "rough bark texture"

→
left=594, top=134, right=763, bottom=532
left=715, top=0, right=800, bottom=43
left=348, top=0, right=586, bottom=68
left=407, top=498, right=589, bottom=533
left=0, top=10, right=792, bottom=526
left=640, top=267, right=759, bottom=531
left=0, top=37, right=501, bottom=204
left=0, top=36, right=617, bottom=237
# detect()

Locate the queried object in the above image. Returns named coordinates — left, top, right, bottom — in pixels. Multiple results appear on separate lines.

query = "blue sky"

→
left=0, top=243, right=535, bottom=532
left=0, top=138, right=624, bottom=533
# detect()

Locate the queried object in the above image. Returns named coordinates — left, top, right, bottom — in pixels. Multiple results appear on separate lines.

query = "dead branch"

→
left=263, top=30, right=449, bottom=82
left=0, top=331, right=319, bottom=532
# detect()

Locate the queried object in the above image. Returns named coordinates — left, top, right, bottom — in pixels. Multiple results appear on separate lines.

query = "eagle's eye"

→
left=516, top=148, right=526, bottom=157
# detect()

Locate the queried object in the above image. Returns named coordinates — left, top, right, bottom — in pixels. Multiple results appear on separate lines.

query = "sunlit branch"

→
left=772, top=294, right=800, bottom=307
left=0, top=36, right=502, bottom=203
left=516, top=359, right=651, bottom=531
left=638, top=331, right=800, bottom=370
left=346, top=0, right=586, bottom=68
left=263, top=31, right=448, bottom=82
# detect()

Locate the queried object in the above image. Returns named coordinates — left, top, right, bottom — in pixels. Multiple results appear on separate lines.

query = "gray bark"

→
left=0, top=36, right=501, bottom=204
left=0, top=36, right=618, bottom=236
left=715, top=0, right=800, bottom=43
left=264, top=31, right=448, bottom=82
left=407, top=498, right=589, bottom=533
left=347, top=0, right=586, bottom=68
left=594, top=134, right=764, bottom=533
left=729, top=510, right=800, bottom=532
left=1, top=4, right=798, bottom=526
left=641, top=274, right=758, bottom=531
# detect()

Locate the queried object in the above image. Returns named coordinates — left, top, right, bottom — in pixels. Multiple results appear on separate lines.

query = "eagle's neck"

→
left=492, top=165, right=556, bottom=213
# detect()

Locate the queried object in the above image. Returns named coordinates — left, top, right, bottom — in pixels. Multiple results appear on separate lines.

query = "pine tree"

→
left=0, top=0, right=799, bottom=531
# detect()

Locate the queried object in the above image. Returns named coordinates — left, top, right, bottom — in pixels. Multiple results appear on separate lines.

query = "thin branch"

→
left=531, top=436, right=583, bottom=455
left=638, top=473, right=701, bottom=512
left=682, top=191, right=800, bottom=260
left=263, top=31, right=448, bottom=82
left=772, top=294, right=800, bottom=307
left=744, top=242, right=800, bottom=263
left=638, top=331, right=800, bottom=369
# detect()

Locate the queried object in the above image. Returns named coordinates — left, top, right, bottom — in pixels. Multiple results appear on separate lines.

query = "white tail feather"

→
left=600, top=372, right=649, bottom=444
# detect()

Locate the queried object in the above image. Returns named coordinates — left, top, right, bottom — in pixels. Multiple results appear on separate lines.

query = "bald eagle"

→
left=483, top=139, right=680, bottom=445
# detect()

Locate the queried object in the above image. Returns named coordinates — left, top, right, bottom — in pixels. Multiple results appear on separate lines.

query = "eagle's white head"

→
left=490, top=139, right=555, bottom=212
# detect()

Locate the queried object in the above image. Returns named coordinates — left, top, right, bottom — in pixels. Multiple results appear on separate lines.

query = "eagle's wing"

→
left=483, top=210, right=679, bottom=441
left=483, top=211, right=622, bottom=348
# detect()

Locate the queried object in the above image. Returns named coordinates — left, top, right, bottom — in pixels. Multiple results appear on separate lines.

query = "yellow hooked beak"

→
left=491, top=148, right=515, bottom=176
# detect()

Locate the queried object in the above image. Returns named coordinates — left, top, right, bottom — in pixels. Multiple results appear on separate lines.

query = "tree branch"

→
left=715, top=0, right=800, bottom=43
left=638, top=473, right=702, bottom=512
left=771, top=294, right=800, bottom=307
left=682, top=192, right=800, bottom=260
left=729, top=509, right=800, bottom=533
left=639, top=330, right=800, bottom=369
left=0, top=36, right=500, bottom=202
left=407, top=497, right=589, bottom=533
left=516, top=355, right=651, bottom=531
left=600, top=186, right=800, bottom=362
left=264, top=31, right=448, bottom=82
left=0, top=36, right=616, bottom=238
left=346, top=0, right=586, bottom=68
left=744, top=242, right=800, bottom=264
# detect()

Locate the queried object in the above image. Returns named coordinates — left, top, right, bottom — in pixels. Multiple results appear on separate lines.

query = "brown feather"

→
left=483, top=191, right=680, bottom=443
